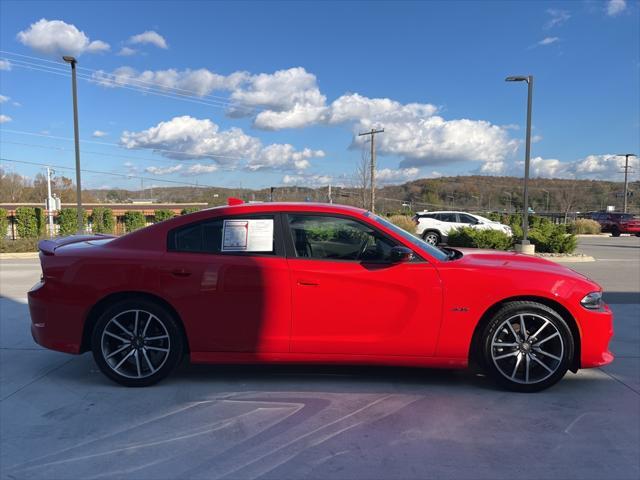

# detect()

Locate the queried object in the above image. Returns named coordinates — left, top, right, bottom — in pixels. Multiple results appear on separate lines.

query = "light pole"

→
left=504, top=192, right=513, bottom=213
left=506, top=75, right=534, bottom=252
left=63, top=55, right=84, bottom=234
left=617, top=153, right=636, bottom=213
left=541, top=188, right=550, bottom=212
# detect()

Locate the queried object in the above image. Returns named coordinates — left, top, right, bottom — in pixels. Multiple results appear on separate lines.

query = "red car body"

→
left=28, top=203, right=613, bottom=383
left=591, top=212, right=640, bottom=236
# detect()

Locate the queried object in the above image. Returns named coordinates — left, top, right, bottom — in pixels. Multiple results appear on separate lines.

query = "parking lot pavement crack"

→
left=0, top=357, right=76, bottom=402
left=598, top=367, right=640, bottom=396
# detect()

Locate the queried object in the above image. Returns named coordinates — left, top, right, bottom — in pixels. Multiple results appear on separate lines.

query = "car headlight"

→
left=580, top=291, right=603, bottom=310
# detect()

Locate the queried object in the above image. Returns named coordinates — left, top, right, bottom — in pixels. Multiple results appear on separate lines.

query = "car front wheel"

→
left=481, top=301, right=573, bottom=392
left=91, top=299, right=184, bottom=387
left=611, top=227, right=621, bottom=237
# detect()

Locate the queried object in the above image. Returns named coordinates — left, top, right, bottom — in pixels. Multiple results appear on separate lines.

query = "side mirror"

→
left=390, top=246, right=414, bottom=263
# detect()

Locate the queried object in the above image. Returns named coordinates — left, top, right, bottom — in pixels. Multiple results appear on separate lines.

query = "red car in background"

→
left=591, top=212, right=640, bottom=237
left=28, top=202, right=613, bottom=392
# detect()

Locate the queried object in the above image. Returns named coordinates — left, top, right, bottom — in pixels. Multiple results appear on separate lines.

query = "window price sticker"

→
left=222, top=219, right=273, bottom=252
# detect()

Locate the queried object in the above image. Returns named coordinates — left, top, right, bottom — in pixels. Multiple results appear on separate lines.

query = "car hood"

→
left=453, top=248, right=595, bottom=284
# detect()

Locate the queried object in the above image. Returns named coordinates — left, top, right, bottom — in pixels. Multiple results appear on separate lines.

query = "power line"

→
left=0, top=157, right=217, bottom=189
left=3, top=57, right=240, bottom=111
left=0, top=50, right=246, bottom=106
left=0, top=51, right=254, bottom=112
left=1, top=128, right=248, bottom=163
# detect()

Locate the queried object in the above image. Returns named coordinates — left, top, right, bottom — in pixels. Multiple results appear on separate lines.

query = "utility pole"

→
left=46, top=167, right=55, bottom=237
left=617, top=153, right=636, bottom=213
left=327, top=184, right=333, bottom=204
left=63, top=56, right=84, bottom=234
left=358, top=128, right=384, bottom=212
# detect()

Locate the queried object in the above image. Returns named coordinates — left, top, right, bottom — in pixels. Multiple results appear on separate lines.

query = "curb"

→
left=0, top=252, right=39, bottom=260
left=536, top=255, right=596, bottom=263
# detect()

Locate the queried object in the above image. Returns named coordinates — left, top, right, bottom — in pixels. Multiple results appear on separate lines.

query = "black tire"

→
left=611, top=227, right=621, bottom=237
left=422, top=230, right=441, bottom=246
left=480, top=301, right=574, bottom=393
left=91, top=298, right=184, bottom=387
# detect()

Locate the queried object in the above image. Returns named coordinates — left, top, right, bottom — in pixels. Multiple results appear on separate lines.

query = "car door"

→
left=159, top=213, right=291, bottom=354
left=438, top=212, right=459, bottom=235
left=457, top=213, right=481, bottom=230
left=285, top=213, right=443, bottom=356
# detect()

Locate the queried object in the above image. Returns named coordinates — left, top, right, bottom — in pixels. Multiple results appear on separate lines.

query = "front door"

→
left=285, top=214, right=442, bottom=356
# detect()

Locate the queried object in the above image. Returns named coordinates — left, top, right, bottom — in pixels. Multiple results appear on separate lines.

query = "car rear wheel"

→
left=91, top=299, right=184, bottom=387
left=481, top=301, right=573, bottom=392
left=422, top=231, right=441, bottom=246
left=611, top=227, right=621, bottom=237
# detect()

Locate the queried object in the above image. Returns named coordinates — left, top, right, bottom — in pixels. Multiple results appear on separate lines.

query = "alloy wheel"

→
left=490, top=312, right=564, bottom=385
left=101, top=309, right=171, bottom=379
left=424, top=232, right=439, bottom=245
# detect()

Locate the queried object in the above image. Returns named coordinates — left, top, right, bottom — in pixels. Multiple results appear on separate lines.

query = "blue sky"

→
left=0, top=0, right=638, bottom=191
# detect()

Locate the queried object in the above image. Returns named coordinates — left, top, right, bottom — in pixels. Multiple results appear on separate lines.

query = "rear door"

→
left=159, top=213, right=291, bottom=354
left=284, top=213, right=443, bottom=356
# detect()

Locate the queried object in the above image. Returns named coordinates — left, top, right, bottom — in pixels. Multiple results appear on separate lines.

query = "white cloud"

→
left=327, top=93, right=438, bottom=125
left=0, top=60, right=11, bottom=71
left=92, top=66, right=247, bottom=97
left=0, top=114, right=13, bottom=123
left=545, top=9, right=570, bottom=28
left=532, top=134, right=543, bottom=143
left=121, top=115, right=324, bottom=172
left=538, top=37, right=560, bottom=46
left=606, top=0, right=626, bottom=16
left=145, top=164, right=183, bottom=175
left=183, top=163, right=218, bottom=175
left=508, top=154, right=637, bottom=180
left=117, top=47, right=137, bottom=56
left=282, top=174, right=333, bottom=186
left=0, top=95, right=9, bottom=103
left=129, top=30, right=168, bottom=49
left=92, top=130, right=108, bottom=138
left=376, top=167, right=420, bottom=184
left=17, top=19, right=110, bottom=56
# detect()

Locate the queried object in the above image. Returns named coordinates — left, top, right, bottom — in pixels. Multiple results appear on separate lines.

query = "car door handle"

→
left=297, top=280, right=319, bottom=287
left=171, top=268, right=192, bottom=277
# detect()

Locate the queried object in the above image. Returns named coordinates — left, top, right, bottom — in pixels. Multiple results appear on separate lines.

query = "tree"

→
left=123, top=211, right=147, bottom=232
left=354, top=143, right=371, bottom=209
left=90, top=207, right=115, bottom=234
left=0, top=208, right=8, bottom=239
left=15, top=207, right=39, bottom=239
left=154, top=209, right=175, bottom=222
left=58, top=208, right=87, bottom=236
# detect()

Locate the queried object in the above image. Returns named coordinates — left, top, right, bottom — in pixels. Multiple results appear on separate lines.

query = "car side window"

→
left=287, top=215, right=396, bottom=262
left=440, top=213, right=457, bottom=223
left=458, top=214, right=477, bottom=224
left=168, top=215, right=276, bottom=254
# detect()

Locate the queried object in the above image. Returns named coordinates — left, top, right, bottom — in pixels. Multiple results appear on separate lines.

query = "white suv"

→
left=413, top=211, right=512, bottom=245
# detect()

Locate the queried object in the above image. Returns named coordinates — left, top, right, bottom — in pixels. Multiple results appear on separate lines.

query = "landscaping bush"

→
left=527, top=222, right=577, bottom=253
left=15, top=207, right=39, bottom=239
left=388, top=215, right=416, bottom=233
left=447, top=227, right=513, bottom=250
left=123, top=210, right=147, bottom=233
left=180, top=207, right=200, bottom=215
left=58, top=208, right=87, bottom=236
left=567, top=219, right=601, bottom=235
left=0, top=238, right=40, bottom=253
left=34, top=207, right=46, bottom=237
left=0, top=208, right=8, bottom=239
left=90, top=207, right=115, bottom=234
left=154, top=209, right=175, bottom=223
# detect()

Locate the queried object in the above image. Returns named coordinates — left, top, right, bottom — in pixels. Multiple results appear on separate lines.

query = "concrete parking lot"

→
left=1, top=236, right=639, bottom=480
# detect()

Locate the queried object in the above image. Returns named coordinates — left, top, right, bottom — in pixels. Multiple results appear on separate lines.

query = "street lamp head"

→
left=617, top=153, right=637, bottom=157
left=505, top=75, right=529, bottom=82
left=62, top=56, right=77, bottom=64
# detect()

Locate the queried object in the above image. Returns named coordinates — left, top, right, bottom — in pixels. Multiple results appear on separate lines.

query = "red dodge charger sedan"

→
left=28, top=202, right=613, bottom=392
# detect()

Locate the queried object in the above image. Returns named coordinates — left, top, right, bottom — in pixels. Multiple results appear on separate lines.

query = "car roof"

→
left=204, top=202, right=368, bottom=216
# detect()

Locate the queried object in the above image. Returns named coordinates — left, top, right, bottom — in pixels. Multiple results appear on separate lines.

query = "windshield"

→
left=368, top=213, right=450, bottom=261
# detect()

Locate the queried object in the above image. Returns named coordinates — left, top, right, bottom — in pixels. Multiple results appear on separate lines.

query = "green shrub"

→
left=154, top=209, right=175, bottom=223
left=90, top=207, right=115, bottom=234
left=15, top=207, right=39, bottom=239
left=123, top=210, right=147, bottom=233
left=0, top=208, right=8, bottom=239
left=447, top=227, right=513, bottom=250
left=34, top=207, right=46, bottom=237
left=0, top=238, right=39, bottom=253
left=58, top=208, right=87, bottom=236
left=388, top=215, right=416, bottom=233
left=527, top=223, right=577, bottom=253
left=567, top=219, right=601, bottom=235
left=180, top=207, right=200, bottom=215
